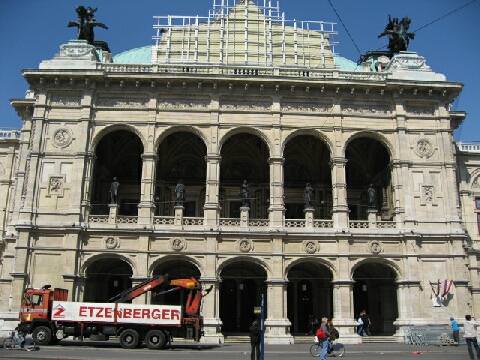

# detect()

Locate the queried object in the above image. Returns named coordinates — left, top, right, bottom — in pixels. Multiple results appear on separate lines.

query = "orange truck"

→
left=18, top=275, right=211, bottom=349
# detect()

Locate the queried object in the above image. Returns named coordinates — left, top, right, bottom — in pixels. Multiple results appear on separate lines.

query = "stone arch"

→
left=218, top=127, right=272, bottom=157
left=284, top=257, right=336, bottom=279
left=281, top=129, right=334, bottom=157
left=148, top=254, right=203, bottom=277
left=343, top=131, right=394, bottom=159
left=90, top=124, right=146, bottom=153
left=217, top=256, right=271, bottom=279
left=80, top=253, right=137, bottom=277
left=154, top=125, right=208, bottom=153
left=350, top=258, right=402, bottom=280
left=469, top=168, right=480, bottom=189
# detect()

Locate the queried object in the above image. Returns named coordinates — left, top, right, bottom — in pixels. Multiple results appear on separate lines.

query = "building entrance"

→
left=287, top=261, right=332, bottom=335
left=353, top=262, right=398, bottom=335
left=219, top=261, right=267, bottom=334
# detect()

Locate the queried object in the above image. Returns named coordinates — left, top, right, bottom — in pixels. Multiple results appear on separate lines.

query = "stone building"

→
left=0, top=0, right=476, bottom=344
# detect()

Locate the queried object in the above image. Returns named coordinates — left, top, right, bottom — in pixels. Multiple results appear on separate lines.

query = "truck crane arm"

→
left=109, top=275, right=201, bottom=303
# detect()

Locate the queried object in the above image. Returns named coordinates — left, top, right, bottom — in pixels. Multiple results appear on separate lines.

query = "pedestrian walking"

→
left=249, top=318, right=261, bottom=360
left=464, top=315, right=480, bottom=359
left=361, top=310, right=371, bottom=336
left=315, top=317, right=330, bottom=360
left=450, top=317, right=460, bottom=345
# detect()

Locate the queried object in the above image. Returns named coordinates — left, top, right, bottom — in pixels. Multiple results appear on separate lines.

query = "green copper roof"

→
left=113, top=45, right=152, bottom=64
left=333, top=55, right=360, bottom=71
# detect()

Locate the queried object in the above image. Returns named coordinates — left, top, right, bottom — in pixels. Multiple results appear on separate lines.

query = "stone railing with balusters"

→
left=116, top=216, right=138, bottom=224
left=88, top=215, right=108, bottom=224
left=153, top=216, right=175, bottom=226
left=285, top=219, right=306, bottom=228
left=313, top=220, right=334, bottom=228
left=349, top=221, right=369, bottom=229
left=97, top=63, right=388, bottom=82
left=0, top=130, right=20, bottom=140
left=376, top=221, right=397, bottom=229
left=219, top=218, right=241, bottom=227
left=183, top=217, right=204, bottom=226
left=248, top=219, right=270, bottom=228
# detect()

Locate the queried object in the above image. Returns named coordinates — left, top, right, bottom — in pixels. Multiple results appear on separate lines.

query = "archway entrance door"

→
left=83, top=258, right=133, bottom=302
left=151, top=259, right=201, bottom=310
left=353, top=262, right=398, bottom=335
left=287, top=262, right=333, bottom=335
left=220, top=261, right=267, bottom=334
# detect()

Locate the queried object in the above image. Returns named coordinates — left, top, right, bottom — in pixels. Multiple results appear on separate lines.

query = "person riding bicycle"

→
left=315, top=317, right=330, bottom=360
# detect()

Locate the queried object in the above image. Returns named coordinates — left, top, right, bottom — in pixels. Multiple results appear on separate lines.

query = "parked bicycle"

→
left=3, top=329, right=39, bottom=351
left=310, top=339, right=345, bottom=357
left=405, top=327, right=429, bottom=346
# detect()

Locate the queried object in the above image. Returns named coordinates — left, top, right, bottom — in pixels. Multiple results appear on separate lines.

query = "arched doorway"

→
left=220, top=133, right=270, bottom=219
left=287, top=261, right=333, bottom=335
left=83, top=258, right=133, bottom=302
left=353, top=262, right=398, bottom=335
left=151, top=258, right=201, bottom=307
left=155, top=132, right=207, bottom=217
left=90, top=130, right=144, bottom=215
left=220, top=261, right=267, bottom=334
left=284, top=135, right=332, bottom=219
left=345, top=137, right=393, bottom=220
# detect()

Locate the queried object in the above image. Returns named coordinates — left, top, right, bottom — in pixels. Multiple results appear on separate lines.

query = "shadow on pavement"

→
left=52, top=340, right=222, bottom=351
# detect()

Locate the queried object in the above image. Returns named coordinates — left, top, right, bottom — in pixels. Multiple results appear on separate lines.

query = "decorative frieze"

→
left=282, top=101, right=332, bottom=113
left=472, top=176, right=480, bottom=189
left=238, top=238, right=254, bottom=253
left=405, top=104, right=435, bottom=116
left=221, top=98, right=272, bottom=112
left=171, top=237, right=186, bottom=251
left=96, top=94, right=149, bottom=108
left=49, top=93, right=81, bottom=107
left=367, top=240, right=383, bottom=255
left=341, top=103, right=392, bottom=115
left=157, top=97, right=210, bottom=110
left=48, top=176, right=64, bottom=196
left=303, top=240, right=319, bottom=254
left=422, top=185, right=434, bottom=204
left=105, top=236, right=120, bottom=249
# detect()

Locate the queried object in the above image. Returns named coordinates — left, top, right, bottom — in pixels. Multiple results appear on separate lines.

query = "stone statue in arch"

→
left=109, top=177, right=120, bottom=204
left=304, top=182, right=314, bottom=209
left=175, top=180, right=186, bottom=206
left=367, top=184, right=377, bottom=209
left=241, top=179, right=250, bottom=207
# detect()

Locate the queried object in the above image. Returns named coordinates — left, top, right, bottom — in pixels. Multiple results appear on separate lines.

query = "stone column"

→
left=332, top=280, right=361, bottom=344
left=138, top=153, right=156, bottom=226
left=200, top=276, right=223, bottom=344
left=331, top=157, right=349, bottom=229
left=80, top=152, right=95, bottom=221
left=10, top=230, right=31, bottom=311
left=264, top=279, right=293, bottom=344
left=390, top=161, right=405, bottom=227
left=268, top=157, right=285, bottom=228
left=394, top=280, right=423, bottom=337
left=204, top=154, right=221, bottom=227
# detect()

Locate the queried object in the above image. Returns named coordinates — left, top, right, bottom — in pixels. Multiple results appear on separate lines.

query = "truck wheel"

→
left=32, top=326, right=52, bottom=345
left=145, top=330, right=166, bottom=350
left=119, top=329, right=139, bottom=349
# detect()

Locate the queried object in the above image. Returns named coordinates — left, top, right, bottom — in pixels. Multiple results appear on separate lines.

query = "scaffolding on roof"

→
left=152, top=0, right=337, bottom=68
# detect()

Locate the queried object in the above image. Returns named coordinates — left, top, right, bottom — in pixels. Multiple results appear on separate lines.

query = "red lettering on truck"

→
left=142, top=309, right=150, bottom=319
left=96, top=307, right=104, bottom=318
left=79, top=306, right=87, bottom=317
left=123, top=308, right=132, bottom=318
left=171, top=309, right=180, bottom=320
left=162, top=309, right=170, bottom=320
left=133, top=309, right=141, bottom=318
left=151, top=309, right=160, bottom=319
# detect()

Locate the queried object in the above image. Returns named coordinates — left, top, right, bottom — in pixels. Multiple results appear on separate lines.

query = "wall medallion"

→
left=368, top=240, right=383, bottom=255
left=171, top=237, right=186, bottom=251
left=303, top=240, right=318, bottom=254
left=105, top=237, right=120, bottom=249
left=53, top=128, right=73, bottom=148
left=414, top=138, right=435, bottom=159
left=238, top=238, right=253, bottom=253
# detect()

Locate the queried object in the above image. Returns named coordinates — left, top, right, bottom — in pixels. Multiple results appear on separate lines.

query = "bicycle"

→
left=310, top=339, right=345, bottom=357
left=3, top=329, right=39, bottom=351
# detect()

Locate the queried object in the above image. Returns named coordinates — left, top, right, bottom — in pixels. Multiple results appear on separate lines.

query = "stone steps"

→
left=224, top=336, right=250, bottom=343
left=362, top=336, right=401, bottom=343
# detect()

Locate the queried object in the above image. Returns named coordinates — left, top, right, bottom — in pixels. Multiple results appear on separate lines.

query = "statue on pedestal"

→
left=109, top=177, right=120, bottom=204
left=241, top=180, right=250, bottom=207
left=304, top=183, right=314, bottom=209
left=175, top=180, right=185, bottom=206
left=378, top=15, right=415, bottom=53
left=367, top=184, right=377, bottom=209
left=68, top=6, right=110, bottom=51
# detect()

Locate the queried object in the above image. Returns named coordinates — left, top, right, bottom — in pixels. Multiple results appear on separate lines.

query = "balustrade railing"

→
left=88, top=215, right=108, bottom=224
left=314, top=220, right=334, bottom=228
left=116, top=216, right=138, bottom=224
left=349, top=220, right=369, bottom=229
left=376, top=221, right=397, bottom=229
left=285, top=219, right=306, bottom=228
left=153, top=216, right=175, bottom=225
left=183, top=217, right=204, bottom=226
left=219, top=218, right=241, bottom=227
left=248, top=219, right=270, bottom=227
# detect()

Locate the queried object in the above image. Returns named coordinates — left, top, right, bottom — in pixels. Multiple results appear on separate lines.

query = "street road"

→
left=0, top=341, right=469, bottom=360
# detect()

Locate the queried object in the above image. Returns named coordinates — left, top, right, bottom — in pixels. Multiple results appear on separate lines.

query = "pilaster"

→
left=268, top=157, right=285, bottom=228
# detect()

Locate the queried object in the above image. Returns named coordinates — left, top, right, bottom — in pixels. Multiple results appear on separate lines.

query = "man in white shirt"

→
left=464, top=315, right=480, bottom=359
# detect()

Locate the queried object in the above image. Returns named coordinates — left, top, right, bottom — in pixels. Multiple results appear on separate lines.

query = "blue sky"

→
left=0, top=0, right=478, bottom=140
